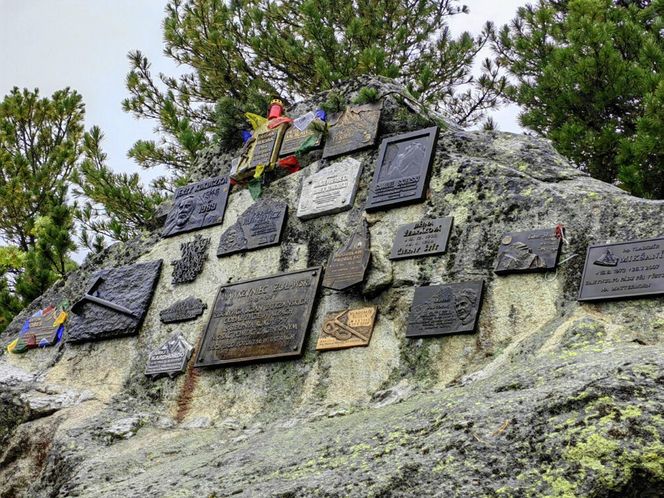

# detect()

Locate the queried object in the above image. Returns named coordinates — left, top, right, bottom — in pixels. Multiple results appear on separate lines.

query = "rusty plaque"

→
left=365, top=126, right=438, bottom=211
left=279, top=122, right=323, bottom=157
left=390, top=217, right=453, bottom=260
left=494, top=228, right=562, bottom=274
left=322, top=103, right=381, bottom=159
left=145, top=333, right=193, bottom=378
left=194, top=267, right=322, bottom=367
left=250, top=129, right=280, bottom=170
left=162, top=176, right=230, bottom=238
left=159, top=296, right=207, bottom=324
left=217, top=198, right=287, bottom=256
left=316, top=306, right=377, bottom=351
left=578, top=237, right=664, bottom=301
left=406, top=281, right=484, bottom=338
left=322, top=220, right=371, bottom=290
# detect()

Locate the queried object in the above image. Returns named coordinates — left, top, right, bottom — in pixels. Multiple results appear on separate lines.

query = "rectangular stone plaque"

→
left=316, top=306, right=377, bottom=351
left=406, top=281, right=484, bottom=338
left=578, top=237, right=664, bottom=301
left=322, top=220, right=370, bottom=290
left=279, top=122, right=323, bottom=157
left=195, top=267, right=322, bottom=367
left=296, top=158, right=363, bottom=220
left=322, top=103, right=381, bottom=159
left=145, top=333, right=194, bottom=378
left=365, top=126, right=438, bottom=211
left=250, top=129, right=280, bottom=170
left=494, top=228, right=562, bottom=274
left=217, top=198, right=288, bottom=256
left=390, top=217, right=453, bottom=260
left=162, top=176, right=230, bottom=238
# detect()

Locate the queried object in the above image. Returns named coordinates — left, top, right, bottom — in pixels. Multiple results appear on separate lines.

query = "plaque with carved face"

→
left=406, top=281, right=484, bottom=338
left=217, top=198, right=287, bottom=256
left=322, top=220, right=371, bottom=290
left=494, top=228, right=562, bottom=274
left=316, top=306, right=377, bottom=351
left=322, top=103, right=381, bottom=159
left=365, top=127, right=438, bottom=211
left=162, top=176, right=230, bottom=238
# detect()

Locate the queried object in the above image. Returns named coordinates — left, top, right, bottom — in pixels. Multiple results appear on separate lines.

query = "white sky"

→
left=0, top=0, right=527, bottom=184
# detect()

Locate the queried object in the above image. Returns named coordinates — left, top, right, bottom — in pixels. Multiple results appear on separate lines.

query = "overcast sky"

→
left=0, top=0, right=527, bottom=183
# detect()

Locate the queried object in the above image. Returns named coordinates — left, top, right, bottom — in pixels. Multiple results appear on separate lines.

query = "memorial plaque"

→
left=365, top=126, right=438, bottom=211
left=578, top=237, right=664, bottom=301
left=279, top=121, right=323, bottom=157
left=316, top=306, right=377, bottom=351
left=217, top=198, right=287, bottom=256
left=162, top=176, right=230, bottom=238
left=296, top=158, right=363, bottom=220
left=250, top=129, right=280, bottom=170
left=322, top=220, right=370, bottom=290
left=406, top=281, right=484, bottom=338
left=68, top=260, right=162, bottom=343
left=322, top=103, right=381, bottom=159
left=172, top=235, right=210, bottom=285
left=7, top=305, right=68, bottom=354
left=390, top=217, right=453, bottom=260
left=159, top=296, right=207, bottom=324
left=145, top=333, right=193, bottom=378
left=494, top=228, right=562, bottom=274
left=195, top=267, right=322, bottom=367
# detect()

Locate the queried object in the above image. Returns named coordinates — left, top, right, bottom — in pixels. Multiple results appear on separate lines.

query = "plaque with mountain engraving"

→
left=322, top=103, right=381, bottom=159
left=159, top=296, right=207, bottom=323
left=578, top=237, right=664, bottom=301
left=316, top=306, right=377, bottom=351
left=195, top=267, right=322, bottom=367
left=322, top=220, right=371, bottom=290
left=390, top=217, right=453, bottom=260
left=162, top=176, right=230, bottom=238
left=406, top=281, right=484, bottom=338
left=297, top=158, right=363, bottom=220
left=365, top=126, right=438, bottom=211
left=145, top=333, right=193, bottom=378
left=494, top=228, right=562, bottom=274
left=217, top=198, right=287, bottom=256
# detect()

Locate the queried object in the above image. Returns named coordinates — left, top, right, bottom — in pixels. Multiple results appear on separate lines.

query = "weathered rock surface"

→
left=0, top=77, right=662, bottom=497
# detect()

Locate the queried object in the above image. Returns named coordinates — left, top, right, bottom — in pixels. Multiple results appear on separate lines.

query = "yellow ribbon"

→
left=245, top=112, right=268, bottom=131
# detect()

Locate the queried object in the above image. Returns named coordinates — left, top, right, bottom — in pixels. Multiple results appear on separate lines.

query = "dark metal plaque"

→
left=316, top=306, right=377, bottom=351
left=68, top=260, right=162, bottom=343
left=279, top=123, right=323, bottom=157
left=159, top=296, right=207, bottom=324
left=365, top=126, right=438, bottom=211
left=494, top=228, right=562, bottom=274
left=406, top=281, right=484, bottom=338
left=145, top=333, right=193, bottom=378
left=250, top=129, right=280, bottom=170
left=578, top=237, right=664, bottom=301
left=171, top=235, right=210, bottom=285
left=195, top=267, right=322, bottom=367
left=390, top=217, right=453, bottom=260
left=322, top=220, right=371, bottom=290
left=322, top=104, right=381, bottom=159
left=162, top=176, right=230, bottom=238
left=217, top=198, right=287, bottom=257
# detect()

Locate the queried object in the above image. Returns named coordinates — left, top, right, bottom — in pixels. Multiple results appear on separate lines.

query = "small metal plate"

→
left=365, top=126, right=438, bottom=211
left=279, top=123, right=323, bottom=157
left=296, top=158, right=363, bottom=220
left=162, top=176, right=230, bottom=238
left=145, top=333, right=193, bottom=378
left=159, top=296, right=207, bottom=324
left=195, top=267, right=322, bottom=367
left=390, top=217, right=453, bottom=260
left=322, top=220, right=371, bottom=290
left=494, top=228, right=562, bottom=274
left=217, top=198, right=288, bottom=256
left=322, top=104, right=381, bottom=159
left=250, top=129, right=280, bottom=170
left=406, top=281, right=484, bottom=338
left=171, top=235, right=210, bottom=285
left=316, top=306, right=377, bottom=351
left=578, top=237, right=664, bottom=301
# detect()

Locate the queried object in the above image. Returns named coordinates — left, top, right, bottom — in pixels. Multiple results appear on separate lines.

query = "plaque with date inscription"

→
left=578, top=237, right=664, bottom=301
left=322, top=104, right=381, bottom=159
left=494, top=228, right=562, bottom=274
left=406, top=281, right=484, bottom=338
left=365, top=127, right=438, bottom=211
left=250, top=129, right=281, bottom=170
left=390, top=217, right=453, bottom=260
left=217, top=198, right=287, bottom=256
left=159, top=296, right=207, bottom=323
left=279, top=122, right=323, bottom=157
left=316, top=306, right=377, bottom=351
left=194, top=267, right=322, bottom=367
left=322, top=220, right=371, bottom=290
left=162, top=176, right=230, bottom=238
left=145, top=333, right=193, bottom=378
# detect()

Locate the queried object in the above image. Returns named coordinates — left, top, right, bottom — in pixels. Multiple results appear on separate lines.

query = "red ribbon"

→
left=278, top=155, right=300, bottom=173
left=555, top=224, right=565, bottom=240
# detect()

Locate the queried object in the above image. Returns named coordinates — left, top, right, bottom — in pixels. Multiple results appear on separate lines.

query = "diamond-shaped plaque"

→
left=390, top=217, right=453, bottom=260
left=494, top=228, right=562, bottom=274
left=322, top=104, right=381, bottom=159
left=316, top=306, right=377, bottom=351
left=217, top=198, right=287, bottom=256
left=322, top=220, right=370, bottom=290
left=145, top=333, right=193, bottom=378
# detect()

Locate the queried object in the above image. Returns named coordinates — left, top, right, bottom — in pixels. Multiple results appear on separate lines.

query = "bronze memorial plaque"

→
left=322, top=220, right=371, bottom=290
left=195, top=267, right=322, bottom=367
left=145, top=333, right=194, bottom=378
left=494, top=228, right=562, bottom=274
left=250, top=129, right=280, bottom=170
left=406, top=281, right=484, bottom=338
left=390, top=217, right=453, bottom=260
left=578, top=237, right=664, bottom=301
left=162, top=176, right=230, bottom=238
left=365, top=126, right=438, bottom=211
left=279, top=121, right=323, bottom=157
left=217, top=198, right=287, bottom=256
left=316, top=306, right=377, bottom=351
left=322, top=103, right=381, bottom=159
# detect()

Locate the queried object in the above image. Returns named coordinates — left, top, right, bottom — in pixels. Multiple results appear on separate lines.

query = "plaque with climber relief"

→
left=390, top=217, right=453, bottom=260
left=316, top=306, right=377, bottom=351
left=322, top=103, right=381, bottom=159
left=493, top=228, right=562, bottom=274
